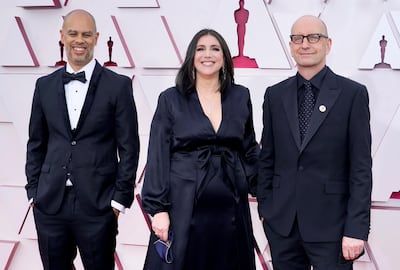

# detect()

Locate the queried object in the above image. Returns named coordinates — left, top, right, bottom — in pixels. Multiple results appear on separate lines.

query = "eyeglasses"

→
left=290, top=33, right=328, bottom=44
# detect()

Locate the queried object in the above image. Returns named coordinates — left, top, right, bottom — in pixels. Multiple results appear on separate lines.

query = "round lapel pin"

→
left=319, top=105, right=326, bottom=112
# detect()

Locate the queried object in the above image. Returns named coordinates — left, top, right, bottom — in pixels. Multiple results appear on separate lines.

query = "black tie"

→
left=62, top=71, right=87, bottom=84
left=299, top=81, right=315, bottom=142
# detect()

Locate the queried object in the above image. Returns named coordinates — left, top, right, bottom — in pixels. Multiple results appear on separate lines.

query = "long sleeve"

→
left=241, top=89, right=260, bottom=196
left=113, top=76, right=140, bottom=208
left=344, top=85, right=372, bottom=240
left=256, top=87, right=275, bottom=206
left=141, top=91, right=172, bottom=216
left=25, top=79, right=48, bottom=201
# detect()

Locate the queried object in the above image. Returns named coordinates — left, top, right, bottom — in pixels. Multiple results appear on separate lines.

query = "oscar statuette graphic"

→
left=55, top=40, right=67, bottom=66
left=232, top=0, right=258, bottom=68
left=104, top=36, right=118, bottom=66
left=374, top=35, right=391, bottom=69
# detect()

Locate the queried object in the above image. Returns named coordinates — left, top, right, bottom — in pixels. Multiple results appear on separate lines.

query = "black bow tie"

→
left=62, top=71, right=87, bottom=84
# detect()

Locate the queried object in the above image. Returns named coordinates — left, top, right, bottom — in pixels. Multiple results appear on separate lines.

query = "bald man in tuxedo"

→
left=25, top=9, right=139, bottom=270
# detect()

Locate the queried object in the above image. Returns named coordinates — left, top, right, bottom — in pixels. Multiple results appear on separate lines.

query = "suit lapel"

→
left=75, top=61, right=103, bottom=134
left=300, top=68, right=341, bottom=151
left=57, top=67, right=73, bottom=138
left=282, top=77, right=302, bottom=150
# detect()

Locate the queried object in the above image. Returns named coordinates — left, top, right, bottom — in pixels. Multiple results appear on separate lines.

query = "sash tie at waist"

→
left=194, top=145, right=240, bottom=204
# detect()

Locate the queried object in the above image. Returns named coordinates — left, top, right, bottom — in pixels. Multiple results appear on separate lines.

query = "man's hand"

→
left=112, top=207, right=120, bottom=218
left=342, top=236, right=364, bottom=261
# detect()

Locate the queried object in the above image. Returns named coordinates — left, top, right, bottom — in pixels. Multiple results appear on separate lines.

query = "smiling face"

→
left=194, top=34, right=224, bottom=81
left=60, top=10, right=99, bottom=71
left=289, top=15, right=331, bottom=77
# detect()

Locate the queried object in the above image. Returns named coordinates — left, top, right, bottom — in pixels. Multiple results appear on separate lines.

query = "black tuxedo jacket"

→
left=25, top=61, right=139, bottom=215
left=257, top=67, right=372, bottom=242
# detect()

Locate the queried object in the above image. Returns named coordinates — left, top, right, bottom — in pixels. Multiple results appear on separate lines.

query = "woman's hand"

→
left=152, top=212, right=170, bottom=242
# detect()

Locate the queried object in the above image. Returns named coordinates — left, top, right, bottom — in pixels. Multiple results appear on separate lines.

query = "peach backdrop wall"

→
left=0, top=0, right=399, bottom=269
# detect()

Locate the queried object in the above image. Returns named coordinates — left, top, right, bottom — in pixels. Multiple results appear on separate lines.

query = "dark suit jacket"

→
left=257, top=66, right=372, bottom=242
left=25, top=61, right=140, bottom=215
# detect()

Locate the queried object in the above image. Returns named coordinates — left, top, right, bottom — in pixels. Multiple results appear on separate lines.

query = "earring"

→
left=192, top=69, right=196, bottom=80
left=222, top=65, right=226, bottom=81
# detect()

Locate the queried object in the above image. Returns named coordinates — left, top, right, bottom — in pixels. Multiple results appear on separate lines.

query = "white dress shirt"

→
left=64, top=59, right=95, bottom=129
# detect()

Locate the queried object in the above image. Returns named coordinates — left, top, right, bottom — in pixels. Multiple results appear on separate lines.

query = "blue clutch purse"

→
left=153, top=230, right=174, bottom=264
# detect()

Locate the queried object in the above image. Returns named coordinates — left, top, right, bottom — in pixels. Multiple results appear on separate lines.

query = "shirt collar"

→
left=296, top=65, right=328, bottom=90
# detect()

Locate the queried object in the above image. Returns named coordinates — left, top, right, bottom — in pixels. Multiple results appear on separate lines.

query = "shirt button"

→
left=71, top=141, right=77, bottom=146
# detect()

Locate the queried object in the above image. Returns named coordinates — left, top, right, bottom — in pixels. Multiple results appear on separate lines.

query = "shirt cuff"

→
left=111, top=200, right=126, bottom=214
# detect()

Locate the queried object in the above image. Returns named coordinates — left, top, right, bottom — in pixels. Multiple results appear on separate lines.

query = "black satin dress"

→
left=141, top=85, right=259, bottom=270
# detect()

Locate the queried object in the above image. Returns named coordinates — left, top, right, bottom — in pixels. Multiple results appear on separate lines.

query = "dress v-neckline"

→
left=195, top=92, right=222, bottom=134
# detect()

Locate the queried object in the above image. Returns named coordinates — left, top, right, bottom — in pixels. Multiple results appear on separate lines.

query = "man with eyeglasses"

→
left=257, top=15, right=372, bottom=269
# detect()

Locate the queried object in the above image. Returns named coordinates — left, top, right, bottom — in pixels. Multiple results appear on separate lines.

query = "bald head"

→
left=60, top=9, right=99, bottom=71
left=63, top=9, right=97, bottom=32
left=289, top=15, right=331, bottom=79
left=291, top=15, right=328, bottom=36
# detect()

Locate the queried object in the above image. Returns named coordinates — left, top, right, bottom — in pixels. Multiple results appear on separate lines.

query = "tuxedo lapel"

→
left=282, top=77, right=302, bottom=150
left=75, top=62, right=103, bottom=134
left=300, top=69, right=341, bottom=151
left=57, top=67, right=73, bottom=138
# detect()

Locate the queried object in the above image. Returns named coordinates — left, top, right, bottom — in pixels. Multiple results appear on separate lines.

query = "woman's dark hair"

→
left=175, top=29, right=234, bottom=94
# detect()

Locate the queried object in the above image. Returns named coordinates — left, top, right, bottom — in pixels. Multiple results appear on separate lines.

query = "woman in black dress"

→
left=141, top=28, right=259, bottom=270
